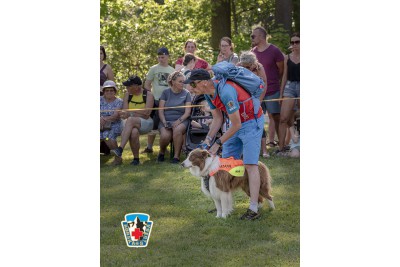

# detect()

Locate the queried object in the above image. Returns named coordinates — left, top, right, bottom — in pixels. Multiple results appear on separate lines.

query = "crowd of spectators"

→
left=100, top=27, right=300, bottom=166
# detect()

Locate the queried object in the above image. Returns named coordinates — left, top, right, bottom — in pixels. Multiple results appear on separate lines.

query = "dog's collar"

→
left=202, top=174, right=210, bottom=192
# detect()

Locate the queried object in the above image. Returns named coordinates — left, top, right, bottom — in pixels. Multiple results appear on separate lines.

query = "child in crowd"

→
left=191, top=100, right=212, bottom=130
left=181, top=53, right=197, bottom=100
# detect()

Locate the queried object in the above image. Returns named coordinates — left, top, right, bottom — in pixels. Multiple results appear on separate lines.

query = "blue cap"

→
left=157, top=47, right=169, bottom=55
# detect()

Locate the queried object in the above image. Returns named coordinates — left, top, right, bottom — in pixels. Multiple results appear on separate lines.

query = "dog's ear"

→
left=201, top=150, right=210, bottom=159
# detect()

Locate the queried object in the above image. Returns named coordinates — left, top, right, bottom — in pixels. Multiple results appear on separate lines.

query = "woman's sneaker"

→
left=111, top=147, right=123, bottom=157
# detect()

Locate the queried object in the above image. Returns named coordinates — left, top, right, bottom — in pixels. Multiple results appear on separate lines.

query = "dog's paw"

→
left=268, top=200, right=275, bottom=210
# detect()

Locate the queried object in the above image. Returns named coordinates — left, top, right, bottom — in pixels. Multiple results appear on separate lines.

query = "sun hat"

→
left=102, top=80, right=118, bottom=91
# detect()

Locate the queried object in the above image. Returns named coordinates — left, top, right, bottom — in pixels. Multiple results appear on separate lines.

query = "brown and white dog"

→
left=181, top=148, right=275, bottom=218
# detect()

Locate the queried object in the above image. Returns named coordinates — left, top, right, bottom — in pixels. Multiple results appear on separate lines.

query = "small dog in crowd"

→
left=181, top=148, right=275, bottom=218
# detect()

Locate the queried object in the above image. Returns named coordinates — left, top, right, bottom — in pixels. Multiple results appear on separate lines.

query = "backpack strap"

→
left=215, top=80, right=260, bottom=128
left=142, top=89, right=147, bottom=104
left=100, top=64, right=107, bottom=72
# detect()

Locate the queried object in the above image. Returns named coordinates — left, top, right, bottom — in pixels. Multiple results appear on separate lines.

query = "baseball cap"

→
left=157, top=47, right=169, bottom=55
left=102, top=80, right=118, bottom=91
left=183, top=69, right=211, bottom=84
left=122, top=75, right=142, bottom=86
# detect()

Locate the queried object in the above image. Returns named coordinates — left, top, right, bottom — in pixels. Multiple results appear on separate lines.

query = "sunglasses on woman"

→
left=290, top=40, right=300, bottom=45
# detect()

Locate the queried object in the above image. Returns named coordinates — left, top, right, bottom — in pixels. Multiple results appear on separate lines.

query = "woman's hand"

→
left=172, top=119, right=181, bottom=128
left=217, top=53, right=224, bottom=62
left=119, top=111, right=129, bottom=119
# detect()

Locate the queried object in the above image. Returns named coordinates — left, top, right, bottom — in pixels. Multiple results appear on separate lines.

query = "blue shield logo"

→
left=121, top=213, right=153, bottom=248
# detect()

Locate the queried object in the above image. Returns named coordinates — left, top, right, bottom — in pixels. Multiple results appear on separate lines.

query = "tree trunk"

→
left=292, top=0, right=300, bottom=33
left=211, top=0, right=231, bottom=50
left=275, top=0, right=293, bottom=35
left=232, top=0, right=238, bottom=35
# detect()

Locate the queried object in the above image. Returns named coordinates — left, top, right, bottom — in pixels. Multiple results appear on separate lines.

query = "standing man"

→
left=184, top=69, right=265, bottom=220
left=251, top=26, right=284, bottom=151
left=141, top=47, right=175, bottom=154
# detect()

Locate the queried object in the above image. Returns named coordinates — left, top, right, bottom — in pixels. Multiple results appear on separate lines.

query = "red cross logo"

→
left=131, top=228, right=143, bottom=239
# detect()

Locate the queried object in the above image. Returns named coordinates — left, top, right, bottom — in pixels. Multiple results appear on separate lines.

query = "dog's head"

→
left=181, top=148, right=214, bottom=177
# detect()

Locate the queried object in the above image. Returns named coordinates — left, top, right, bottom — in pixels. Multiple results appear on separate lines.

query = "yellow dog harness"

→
left=209, top=157, right=245, bottom=177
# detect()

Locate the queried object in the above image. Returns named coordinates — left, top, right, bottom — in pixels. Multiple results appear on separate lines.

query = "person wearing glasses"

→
left=100, top=80, right=123, bottom=165
left=277, top=33, right=300, bottom=156
left=184, top=69, right=265, bottom=220
left=250, top=26, right=284, bottom=150
left=238, top=50, right=269, bottom=158
left=111, top=75, right=155, bottom=166
left=174, top=39, right=212, bottom=72
left=157, top=71, right=192, bottom=164
left=216, top=37, right=239, bottom=64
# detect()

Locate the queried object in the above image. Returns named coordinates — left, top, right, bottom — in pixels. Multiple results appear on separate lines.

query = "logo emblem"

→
left=121, top=213, right=153, bottom=248
left=227, top=100, right=235, bottom=111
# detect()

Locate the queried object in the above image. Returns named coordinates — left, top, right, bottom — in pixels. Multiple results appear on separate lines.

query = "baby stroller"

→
left=185, top=95, right=214, bottom=155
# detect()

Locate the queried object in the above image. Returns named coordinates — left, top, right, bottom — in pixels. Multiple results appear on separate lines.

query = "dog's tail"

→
left=259, top=162, right=273, bottom=201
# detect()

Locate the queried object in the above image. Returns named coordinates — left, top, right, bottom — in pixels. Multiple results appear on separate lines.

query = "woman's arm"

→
left=158, top=99, right=167, bottom=127
left=106, top=65, right=114, bottom=81
left=173, top=101, right=191, bottom=128
left=280, top=54, right=288, bottom=99
left=103, top=107, right=121, bottom=122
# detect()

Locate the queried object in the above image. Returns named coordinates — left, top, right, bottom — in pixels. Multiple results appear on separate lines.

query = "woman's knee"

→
left=173, top=129, right=185, bottom=138
left=126, top=117, right=140, bottom=126
left=130, top=128, right=140, bottom=138
left=160, top=130, right=172, bottom=141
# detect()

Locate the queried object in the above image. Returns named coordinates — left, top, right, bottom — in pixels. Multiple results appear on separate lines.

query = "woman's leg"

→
left=120, top=117, right=141, bottom=149
left=104, top=139, right=118, bottom=150
left=159, top=127, right=172, bottom=155
left=267, top=111, right=275, bottom=143
left=105, top=139, right=121, bottom=165
left=278, top=98, right=296, bottom=151
left=129, top=128, right=140, bottom=159
left=172, top=124, right=186, bottom=159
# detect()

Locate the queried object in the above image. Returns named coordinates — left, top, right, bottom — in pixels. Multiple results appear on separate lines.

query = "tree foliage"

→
left=100, top=0, right=299, bottom=89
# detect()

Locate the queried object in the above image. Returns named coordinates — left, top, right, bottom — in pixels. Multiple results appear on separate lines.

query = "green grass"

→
left=101, top=134, right=300, bottom=267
